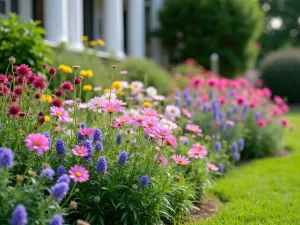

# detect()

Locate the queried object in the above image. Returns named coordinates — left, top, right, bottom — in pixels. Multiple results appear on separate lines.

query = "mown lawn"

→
left=191, top=113, right=300, bottom=225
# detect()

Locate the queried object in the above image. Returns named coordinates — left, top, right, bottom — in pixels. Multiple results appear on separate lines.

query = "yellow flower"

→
left=44, top=116, right=50, bottom=122
left=112, top=81, right=123, bottom=91
left=58, top=64, right=72, bottom=74
left=128, top=85, right=133, bottom=90
left=82, top=36, right=88, bottom=41
left=40, top=95, right=52, bottom=103
left=117, top=91, right=124, bottom=96
left=97, top=39, right=105, bottom=47
left=104, top=88, right=110, bottom=93
left=79, top=70, right=88, bottom=77
left=143, top=102, right=152, bottom=108
left=86, top=70, right=94, bottom=78
left=90, top=40, right=96, bottom=47
left=83, top=85, right=93, bottom=91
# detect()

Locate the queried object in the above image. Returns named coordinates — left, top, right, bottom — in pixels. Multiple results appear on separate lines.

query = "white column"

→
left=150, top=0, right=164, bottom=65
left=19, top=0, right=32, bottom=21
left=68, top=0, right=84, bottom=50
left=44, top=0, right=68, bottom=43
left=127, top=0, right=145, bottom=58
left=103, top=0, right=125, bottom=59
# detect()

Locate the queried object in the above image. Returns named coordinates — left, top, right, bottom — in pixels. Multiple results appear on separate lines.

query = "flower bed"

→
left=0, top=59, right=291, bottom=225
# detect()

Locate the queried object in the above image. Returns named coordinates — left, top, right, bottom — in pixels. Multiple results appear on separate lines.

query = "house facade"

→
left=0, top=0, right=165, bottom=63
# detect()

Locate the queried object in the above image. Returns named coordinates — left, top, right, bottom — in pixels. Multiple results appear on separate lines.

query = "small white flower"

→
left=161, top=118, right=178, bottom=130
left=165, top=105, right=181, bottom=118
left=130, top=81, right=144, bottom=95
left=146, top=86, right=158, bottom=97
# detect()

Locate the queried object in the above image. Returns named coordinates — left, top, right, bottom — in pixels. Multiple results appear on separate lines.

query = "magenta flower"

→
left=281, top=118, right=288, bottom=127
left=79, top=128, right=94, bottom=137
left=50, top=106, right=69, bottom=123
left=143, top=116, right=159, bottom=129
left=102, top=102, right=122, bottom=113
left=182, top=108, right=192, bottom=118
left=68, top=165, right=89, bottom=183
left=154, top=126, right=172, bottom=139
left=155, top=155, right=168, bottom=166
left=142, top=108, right=158, bottom=117
left=116, top=115, right=130, bottom=125
left=166, top=136, right=177, bottom=147
left=207, top=163, right=219, bottom=171
left=257, top=119, right=266, bottom=127
left=186, top=124, right=202, bottom=133
left=72, top=146, right=89, bottom=157
left=25, top=133, right=50, bottom=155
left=188, top=144, right=207, bottom=158
left=131, top=115, right=147, bottom=127
left=172, top=155, right=190, bottom=165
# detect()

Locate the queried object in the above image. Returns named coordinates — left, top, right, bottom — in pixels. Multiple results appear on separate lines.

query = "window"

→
left=0, top=0, right=11, bottom=17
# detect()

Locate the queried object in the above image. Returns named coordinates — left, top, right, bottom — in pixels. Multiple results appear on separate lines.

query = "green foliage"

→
left=119, top=58, right=172, bottom=94
left=0, top=13, right=54, bottom=72
left=157, top=0, right=264, bottom=77
left=260, top=48, right=300, bottom=104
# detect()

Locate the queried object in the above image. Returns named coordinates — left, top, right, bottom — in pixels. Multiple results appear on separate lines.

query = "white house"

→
left=0, top=0, right=166, bottom=63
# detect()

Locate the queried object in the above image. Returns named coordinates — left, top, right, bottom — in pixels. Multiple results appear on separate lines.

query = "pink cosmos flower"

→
left=64, top=100, right=74, bottom=107
left=155, top=155, right=168, bottom=166
left=207, top=78, right=217, bottom=87
left=182, top=108, right=192, bottom=118
left=143, top=116, right=159, bottom=129
left=171, top=155, right=191, bottom=165
left=116, top=115, right=130, bottom=125
left=166, top=136, right=177, bottom=147
left=281, top=104, right=289, bottom=113
left=131, top=115, right=147, bottom=127
left=257, top=119, right=266, bottom=127
left=188, top=144, right=207, bottom=158
left=88, top=97, right=103, bottom=110
left=154, top=126, right=172, bottom=139
left=142, top=108, right=158, bottom=117
left=102, top=102, right=122, bottom=113
left=72, top=146, right=89, bottom=157
left=79, top=127, right=94, bottom=137
left=218, top=96, right=227, bottom=105
left=120, top=70, right=128, bottom=75
left=281, top=118, right=288, bottom=127
left=186, top=124, right=202, bottom=133
left=50, top=106, right=69, bottom=123
left=25, top=133, right=50, bottom=155
left=191, top=76, right=203, bottom=88
left=207, top=163, right=219, bottom=171
left=274, top=95, right=284, bottom=105
left=236, top=96, right=245, bottom=105
left=68, top=165, right=89, bottom=183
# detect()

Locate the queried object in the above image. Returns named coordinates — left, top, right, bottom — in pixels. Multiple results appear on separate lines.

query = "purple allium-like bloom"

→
left=77, top=132, right=84, bottom=144
left=254, top=111, right=261, bottom=120
left=139, top=175, right=149, bottom=187
left=41, top=168, right=55, bottom=180
left=116, top=133, right=122, bottom=145
left=44, top=131, right=51, bottom=148
left=233, top=105, right=239, bottom=114
left=220, top=122, right=227, bottom=131
left=96, top=156, right=107, bottom=173
left=51, top=182, right=69, bottom=203
left=57, top=174, right=70, bottom=184
left=183, top=139, right=189, bottom=146
left=203, top=105, right=209, bottom=113
left=218, top=163, right=224, bottom=172
left=215, top=141, right=222, bottom=151
left=80, top=123, right=86, bottom=129
left=238, top=138, right=244, bottom=151
left=83, top=139, right=93, bottom=160
left=55, top=138, right=66, bottom=156
left=11, top=204, right=28, bottom=225
left=187, top=98, right=193, bottom=106
left=231, top=142, right=238, bottom=153
left=117, top=152, right=127, bottom=165
left=93, top=128, right=102, bottom=143
left=57, top=165, right=66, bottom=177
left=226, top=108, right=233, bottom=119
left=131, top=141, right=136, bottom=146
left=242, top=104, right=248, bottom=118
left=49, top=215, right=64, bottom=225
left=0, top=147, right=14, bottom=168
left=95, top=141, right=103, bottom=152
left=233, top=151, right=240, bottom=161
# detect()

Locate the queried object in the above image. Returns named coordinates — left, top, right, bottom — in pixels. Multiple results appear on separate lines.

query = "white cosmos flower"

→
left=146, top=86, right=158, bottom=97
left=165, top=105, right=181, bottom=118
left=130, top=81, right=144, bottom=95
left=161, top=118, right=178, bottom=130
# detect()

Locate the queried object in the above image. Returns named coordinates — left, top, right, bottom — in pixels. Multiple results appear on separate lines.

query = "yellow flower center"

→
left=138, top=118, right=143, bottom=122
left=108, top=107, right=114, bottom=113
left=78, top=150, right=83, bottom=155
left=148, top=122, right=154, bottom=127
left=192, top=128, right=195, bottom=131
left=56, top=111, right=62, bottom=116
left=121, top=119, right=126, bottom=123
left=34, top=141, right=40, bottom=147
left=178, top=159, right=183, bottom=164
left=94, top=103, right=99, bottom=106
left=195, top=151, right=200, bottom=155
left=75, top=172, right=82, bottom=177
left=160, top=132, right=166, bottom=137
left=171, top=109, right=175, bottom=113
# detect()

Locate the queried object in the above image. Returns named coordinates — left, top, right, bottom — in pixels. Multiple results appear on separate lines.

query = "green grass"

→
left=191, top=113, right=300, bottom=225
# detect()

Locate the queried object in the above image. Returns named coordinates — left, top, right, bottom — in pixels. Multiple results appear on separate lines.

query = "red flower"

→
left=38, top=116, right=46, bottom=124
left=0, top=74, right=8, bottom=84
left=17, top=76, right=27, bottom=85
left=38, top=111, right=45, bottom=117
left=33, top=77, right=47, bottom=90
left=61, top=81, right=73, bottom=91
left=0, top=84, right=10, bottom=96
left=7, top=104, right=20, bottom=117
left=51, top=98, right=62, bottom=107
left=7, top=75, right=14, bottom=81
left=16, top=64, right=31, bottom=78
left=48, top=67, right=57, bottom=76
left=74, top=77, right=82, bottom=86
left=27, top=73, right=36, bottom=85
left=257, top=119, right=266, bottom=128
left=13, top=86, right=22, bottom=96
left=42, top=64, right=48, bottom=69
left=55, top=89, right=64, bottom=97
left=34, top=93, right=41, bottom=99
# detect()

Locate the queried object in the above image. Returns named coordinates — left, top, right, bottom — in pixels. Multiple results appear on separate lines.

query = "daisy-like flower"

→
left=101, top=102, right=122, bottom=113
left=88, top=97, right=103, bottom=110
left=155, top=155, right=168, bottom=166
left=182, top=108, right=192, bottom=118
left=257, top=119, right=266, bottom=127
left=142, top=108, right=158, bottom=117
left=153, top=95, right=166, bottom=101
left=143, top=116, right=159, bottom=129
left=79, top=127, right=94, bottom=137
left=25, top=133, right=50, bottom=155
left=154, top=126, right=172, bottom=139
left=68, top=165, right=89, bottom=183
left=188, top=144, right=207, bottom=158
left=207, top=163, right=219, bottom=171
left=50, top=106, right=69, bottom=123
left=131, top=115, right=147, bottom=127
left=130, top=81, right=144, bottom=95
left=161, top=118, right=178, bottom=130
left=171, top=155, right=190, bottom=165
left=186, top=124, right=202, bottom=133
left=116, top=115, right=130, bottom=125
left=146, top=86, right=158, bottom=97
left=165, top=105, right=181, bottom=118
left=166, top=136, right=177, bottom=147
left=72, top=146, right=89, bottom=157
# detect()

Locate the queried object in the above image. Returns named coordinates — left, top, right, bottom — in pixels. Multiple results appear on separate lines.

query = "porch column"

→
left=103, top=0, right=125, bottom=59
left=68, top=0, right=84, bottom=50
left=127, top=0, right=145, bottom=58
left=19, top=0, right=32, bottom=21
left=44, top=0, right=68, bottom=43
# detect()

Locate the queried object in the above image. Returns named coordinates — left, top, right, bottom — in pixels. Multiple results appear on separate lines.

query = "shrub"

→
left=157, top=0, right=264, bottom=77
left=0, top=13, right=54, bottom=73
left=119, top=58, right=172, bottom=94
left=260, top=48, right=300, bottom=104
